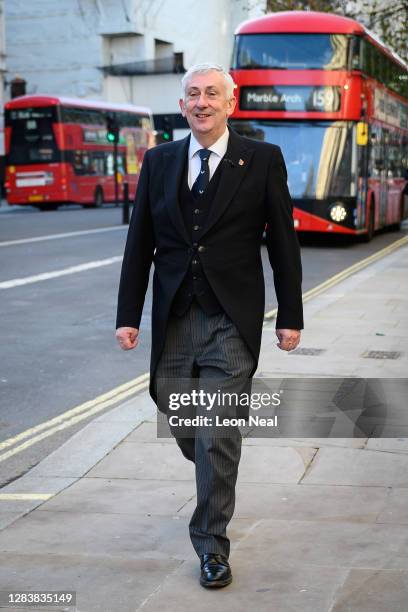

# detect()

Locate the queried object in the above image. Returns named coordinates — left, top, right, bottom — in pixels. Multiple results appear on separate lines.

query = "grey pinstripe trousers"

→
left=154, top=301, right=255, bottom=558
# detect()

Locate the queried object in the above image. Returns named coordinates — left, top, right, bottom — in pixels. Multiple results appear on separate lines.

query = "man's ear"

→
left=179, top=98, right=186, bottom=117
left=226, top=96, right=237, bottom=117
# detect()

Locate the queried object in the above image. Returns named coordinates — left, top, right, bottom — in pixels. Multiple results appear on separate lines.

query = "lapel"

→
left=163, top=135, right=190, bottom=244
left=198, top=127, right=254, bottom=239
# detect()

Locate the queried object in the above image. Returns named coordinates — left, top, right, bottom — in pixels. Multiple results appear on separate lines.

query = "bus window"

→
left=105, top=152, right=125, bottom=176
left=368, top=126, right=384, bottom=177
left=5, top=107, right=60, bottom=165
left=232, top=34, right=349, bottom=70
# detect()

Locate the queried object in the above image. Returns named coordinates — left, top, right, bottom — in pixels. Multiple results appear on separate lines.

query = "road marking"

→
left=0, top=493, right=53, bottom=501
left=0, top=255, right=123, bottom=289
left=0, top=375, right=150, bottom=464
left=0, top=225, right=126, bottom=248
left=264, top=234, right=408, bottom=321
left=0, top=373, right=149, bottom=451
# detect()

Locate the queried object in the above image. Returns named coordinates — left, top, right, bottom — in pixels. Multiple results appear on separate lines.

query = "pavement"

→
left=0, top=237, right=408, bottom=612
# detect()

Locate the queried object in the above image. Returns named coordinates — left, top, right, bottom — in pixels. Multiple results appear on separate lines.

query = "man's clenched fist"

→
left=276, top=328, right=301, bottom=352
left=116, top=327, right=139, bottom=350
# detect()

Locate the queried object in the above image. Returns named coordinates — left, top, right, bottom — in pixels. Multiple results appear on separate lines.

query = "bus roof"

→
left=235, top=11, right=408, bottom=71
left=5, top=94, right=152, bottom=116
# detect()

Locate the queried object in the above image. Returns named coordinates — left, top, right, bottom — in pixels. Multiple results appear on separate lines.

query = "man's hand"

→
left=276, top=329, right=301, bottom=352
left=116, top=327, right=139, bottom=350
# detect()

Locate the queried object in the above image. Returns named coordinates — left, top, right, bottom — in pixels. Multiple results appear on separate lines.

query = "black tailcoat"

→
left=116, top=127, right=304, bottom=402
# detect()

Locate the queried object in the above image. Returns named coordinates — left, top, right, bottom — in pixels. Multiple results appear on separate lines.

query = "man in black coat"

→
left=116, top=63, right=303, bottom=588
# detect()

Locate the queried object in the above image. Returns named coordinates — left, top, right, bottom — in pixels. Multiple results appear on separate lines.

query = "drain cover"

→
left=289, top=348, right=325, bottom=356
left=362, top=350, right=401, bottom=360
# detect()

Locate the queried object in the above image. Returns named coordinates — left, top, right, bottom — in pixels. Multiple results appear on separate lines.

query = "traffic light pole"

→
left=113, top=139, right=119, bottom=207
left=106, top=113, right=120, bottom=207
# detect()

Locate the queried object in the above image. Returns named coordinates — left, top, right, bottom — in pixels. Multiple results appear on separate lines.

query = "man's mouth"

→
left=195, top=114, right=211, bottom=118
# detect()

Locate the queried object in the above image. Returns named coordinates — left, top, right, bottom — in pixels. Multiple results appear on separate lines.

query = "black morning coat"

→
left=116, top=127, right=304, bottom=403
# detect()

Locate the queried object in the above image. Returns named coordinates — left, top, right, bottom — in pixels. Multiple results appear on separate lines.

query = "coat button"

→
left=193, top=225, right=200, bottom=231
left=192, top=242, right=198, bottom=247
left=194, top=209, right=200, bottom=214
left=192, top=259, right=198, bottom=265
left=198, top=245, right=206, bottom=252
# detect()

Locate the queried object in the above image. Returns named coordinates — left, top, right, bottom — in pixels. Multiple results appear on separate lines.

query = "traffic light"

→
left=106, top=114, right=119, bottom=143
left=162, top=115, right=172, bottom=141
left=11, top=76, right=27, bottom=99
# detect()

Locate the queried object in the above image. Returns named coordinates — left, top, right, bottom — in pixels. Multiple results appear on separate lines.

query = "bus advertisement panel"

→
left=230, top=11, right=408, bottom=240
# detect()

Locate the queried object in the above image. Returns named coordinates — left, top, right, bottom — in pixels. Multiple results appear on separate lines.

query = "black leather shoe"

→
left=199, top=553, right=232, bottom=588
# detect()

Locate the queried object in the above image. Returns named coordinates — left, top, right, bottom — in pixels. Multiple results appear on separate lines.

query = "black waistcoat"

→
left=171, top=156, right=225, bottom=316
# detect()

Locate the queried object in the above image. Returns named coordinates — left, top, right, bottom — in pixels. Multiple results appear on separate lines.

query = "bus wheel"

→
left=36, top=203, right=59, bottom=211
left=389, top=199, right=403, bottom=232
left=362, top=204, right=375, bottom=242
left=93, top=187, right=104, bottom=208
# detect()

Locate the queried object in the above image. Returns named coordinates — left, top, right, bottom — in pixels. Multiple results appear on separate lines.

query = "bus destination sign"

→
left=240, top=86, right=341, bottom=112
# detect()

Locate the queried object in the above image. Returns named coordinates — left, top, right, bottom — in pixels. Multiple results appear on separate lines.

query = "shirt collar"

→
left=188, top=127, right=229, bottom=160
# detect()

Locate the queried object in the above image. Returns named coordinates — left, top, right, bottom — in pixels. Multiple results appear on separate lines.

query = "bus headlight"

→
left=329, top=203, right=347, bottom=223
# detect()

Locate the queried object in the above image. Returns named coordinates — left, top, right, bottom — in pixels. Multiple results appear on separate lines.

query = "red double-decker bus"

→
left=4, top=95, right=155, bottom=210
left=230, top=11, right=408, bottom=240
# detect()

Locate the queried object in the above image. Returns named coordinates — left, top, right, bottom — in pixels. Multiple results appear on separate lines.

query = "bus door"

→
left=369, top=125, right=388, bottom=227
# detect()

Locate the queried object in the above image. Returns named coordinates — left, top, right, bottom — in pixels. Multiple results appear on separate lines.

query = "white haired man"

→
left=116, top=63, right=303, bottom=588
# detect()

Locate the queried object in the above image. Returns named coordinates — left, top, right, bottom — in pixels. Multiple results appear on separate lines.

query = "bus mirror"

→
left=356, top=122, right=368, bottom=146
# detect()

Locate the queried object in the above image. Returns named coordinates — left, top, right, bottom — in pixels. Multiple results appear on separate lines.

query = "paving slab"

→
left=237, top=445, right=317, bottom=484
left=27, top=421, right=145, bottom=479
left=179, top=482, right=388, bottom=523
left=125, top=420, right=174, bottom=443
left=366, top=436, right=408, bottom=454
left=37, top=477, right=195, bottom=517
left=302, top=447, right=408, bottom=487
left=0, top=510, right=196, bottom=561
left=93, top=394, right=155, bottom=424
left=0, top=512, right=23, bottom=531
left=242, top=436, right=367, bottom=448
left=331, top=568, right=408, bottom=612
left=0, top=552, right=182, bottom=612
left=135, top=554, right=349, bottom=612
left=376, top=488, right=408, bottom=525
left=86, top=441, right=195, bottom=481
left=233, top=518, right=408, bottom=570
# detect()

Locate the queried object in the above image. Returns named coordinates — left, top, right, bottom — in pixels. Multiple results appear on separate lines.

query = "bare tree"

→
left=265, top=0, right=408, bottom=61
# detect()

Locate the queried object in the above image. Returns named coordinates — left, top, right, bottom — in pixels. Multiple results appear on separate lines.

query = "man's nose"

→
left=195, top=93, right=209, bottom=107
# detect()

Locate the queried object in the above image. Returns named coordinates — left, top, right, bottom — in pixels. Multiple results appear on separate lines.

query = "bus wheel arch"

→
left=389, top=193, right=405, bottom=232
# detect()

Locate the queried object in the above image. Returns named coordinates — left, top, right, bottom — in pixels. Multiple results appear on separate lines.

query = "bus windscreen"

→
left=230, top=120, right=355, bottom=199
left=5, top=107, right=61, bottom=165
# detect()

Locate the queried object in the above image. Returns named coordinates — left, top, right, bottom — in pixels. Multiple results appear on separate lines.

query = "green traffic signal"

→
left=106, top=114, right=119, bottom=143
left=163, top=132, right=170, bottom=141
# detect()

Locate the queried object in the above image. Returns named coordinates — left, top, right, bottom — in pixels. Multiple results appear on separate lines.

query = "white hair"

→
left=181, top=62, right=236, bottom=99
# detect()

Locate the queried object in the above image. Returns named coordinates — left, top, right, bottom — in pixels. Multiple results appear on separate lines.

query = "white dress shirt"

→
left=187, top=127, right=229, bottom=189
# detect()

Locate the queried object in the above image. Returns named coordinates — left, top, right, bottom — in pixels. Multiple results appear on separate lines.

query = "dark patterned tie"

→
left=191, top=149, right=212, bottom=198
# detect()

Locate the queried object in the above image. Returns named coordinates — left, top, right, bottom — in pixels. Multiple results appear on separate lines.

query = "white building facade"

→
left=0, top=0, right=6, bottom=157
left=5, top=0, right=266, bottom=136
